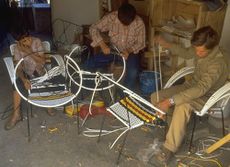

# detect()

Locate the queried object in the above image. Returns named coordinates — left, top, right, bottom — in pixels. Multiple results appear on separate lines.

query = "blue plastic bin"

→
left=139, top=71, right=160, bottom=95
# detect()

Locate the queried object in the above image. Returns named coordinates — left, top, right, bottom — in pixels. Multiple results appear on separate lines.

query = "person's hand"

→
left=153, top=35, right=172, bottom=49
left=31, top=54, right=46, bottom=65
left=156, top=99, right=171, bottom=120
left=101, top=45, right=110, bottom=55
left=121, top=50, right=129, bottom=60
left=99, top=41, right=110, bottom=55
left=38, top=55, right=46, bottom=65
left=23, top=79, right=31, bottom=90
left=157, top=99, right=171, bottom=112
left=156, top=110, right=166, bottom=121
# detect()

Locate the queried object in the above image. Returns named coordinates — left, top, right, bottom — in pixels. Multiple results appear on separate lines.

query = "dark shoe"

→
left=4, top=115, right=22, bottom=130
left=155, top=146, right=173, bottom=164
left=47, top=108, right=56, bottom=116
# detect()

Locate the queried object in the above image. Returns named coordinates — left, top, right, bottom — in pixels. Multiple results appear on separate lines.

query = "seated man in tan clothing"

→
left=151, top=26, right=229, bottom=164
left=5, top=33, right=55, bottom=130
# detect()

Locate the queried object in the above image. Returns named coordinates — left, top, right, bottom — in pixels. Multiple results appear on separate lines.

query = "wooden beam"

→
left=206, top=133, right=230, bottom=154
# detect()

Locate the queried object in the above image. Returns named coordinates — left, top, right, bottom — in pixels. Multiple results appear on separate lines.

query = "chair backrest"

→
left=10, top=44, right=17, bottom=56
left=10, top=41, right=50, bottom=56
left=3, top=57, right=15, bottom=84
left=164, top=66, right=230, bottom=117
left=164, top=66, right=195, bottom=89
left=42, top=41, right=50, bottom=52
left=196, top=82, right=230, bottom=116
left=196, top=67, right=230, bottom=116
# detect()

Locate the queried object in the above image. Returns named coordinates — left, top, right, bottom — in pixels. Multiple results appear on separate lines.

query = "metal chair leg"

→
left=76, top=99, right=81, bottom=135
left=97, top=114, right=107, bottom=143
left=188, top=113, right=196, bottom=153
left=164, top=114, right=168, bottom=139
left=108, top=87, right=115, bottom=104
left=221, top=109, right=225, bottom=136
left=116, top=130, right=130, bottom=165
left=97, top=88, right=111, bottom=143
left=31, top=105, right=33, bottom=118
left=27, top=102, right=31, bottom=142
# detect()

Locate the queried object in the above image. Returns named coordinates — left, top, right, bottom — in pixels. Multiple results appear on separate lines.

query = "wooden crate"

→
left=145, top=0, right=227, bottom=71
left=149, top=0, right=172, bottom=27
left=202, top=6, right=227, bottom=36
left=174, top=0, right=207, bottom=29
left=149, top=0, right=226, bottom=35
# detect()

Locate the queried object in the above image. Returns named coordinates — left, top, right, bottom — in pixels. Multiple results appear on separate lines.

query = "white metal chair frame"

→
left=5, top=41, right=70, bottom=106
left=67, top=45, right=127, bottom=130
left=4, top=41, right=83, bottom=141
left=164, top=66, right=230, bottom=152
left=95, top=72, right=165, bottom=164
left=13, top=55, right=82, bottom=108
left=67, top=45, right=126, bottom=92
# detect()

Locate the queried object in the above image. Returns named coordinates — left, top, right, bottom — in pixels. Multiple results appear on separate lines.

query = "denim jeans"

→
left=83, top=52, right=140, bottom=91
left=123, top=53, right=140, bottom=90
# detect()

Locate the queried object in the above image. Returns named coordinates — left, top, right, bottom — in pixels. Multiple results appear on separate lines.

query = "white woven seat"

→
left=95, top=72, right=165, bottom=164
left=108, top=102, right=144, bottom=129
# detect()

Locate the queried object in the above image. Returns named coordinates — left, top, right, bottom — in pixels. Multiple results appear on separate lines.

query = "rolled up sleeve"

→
left=89, top=14, right=112, bottom=47
left=170, top=44, right=195, bottom=59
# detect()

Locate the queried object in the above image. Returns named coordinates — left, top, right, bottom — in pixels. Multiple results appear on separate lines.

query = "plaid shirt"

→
left=90, top=11, right=146, bottom=54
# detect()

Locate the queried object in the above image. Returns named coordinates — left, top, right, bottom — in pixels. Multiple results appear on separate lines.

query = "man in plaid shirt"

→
left=89, top=3, right=146, bottom=90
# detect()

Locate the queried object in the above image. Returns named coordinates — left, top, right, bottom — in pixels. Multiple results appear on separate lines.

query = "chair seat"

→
left=108, top=103, right=144, bottom=129
left=107, top=96, right=165, bottom=129
left=28, top=91, right=75, bottom=106
left=30, top=75, right=66, bottom=93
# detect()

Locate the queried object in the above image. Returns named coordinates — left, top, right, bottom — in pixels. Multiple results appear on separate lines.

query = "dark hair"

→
left=118, top=3, right=136, bottom=26
left=11, top=28, right=29, bottom=41
left=191, top=26, right=219, bottom=49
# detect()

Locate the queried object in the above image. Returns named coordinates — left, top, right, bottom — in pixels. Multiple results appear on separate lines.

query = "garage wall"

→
left=51, top=0, right=100, bottom=25
left=51, top=0, right=102, bottom=45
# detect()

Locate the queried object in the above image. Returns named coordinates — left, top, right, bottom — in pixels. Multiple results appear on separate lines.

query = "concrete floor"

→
left=0, top=40, right=230, bottom=167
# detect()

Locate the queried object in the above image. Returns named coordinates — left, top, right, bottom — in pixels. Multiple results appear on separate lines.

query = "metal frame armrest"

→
left=196, top=82, right=230, bottom=116
left=164, top=66, right=195, bottom=89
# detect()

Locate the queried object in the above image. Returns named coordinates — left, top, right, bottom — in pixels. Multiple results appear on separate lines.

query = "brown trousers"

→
left=151, top=84, right=205, bottom=152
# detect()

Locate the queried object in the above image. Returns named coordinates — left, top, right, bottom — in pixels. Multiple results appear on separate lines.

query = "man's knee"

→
left=173, top=103, right=193, bottom=120
left=126, top=68, right=138, bottom=79
left=151, top=92, right=158, bottom=105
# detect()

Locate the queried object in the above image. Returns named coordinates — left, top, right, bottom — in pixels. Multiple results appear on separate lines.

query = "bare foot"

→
left=4, top=113, right=22, bottom=130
